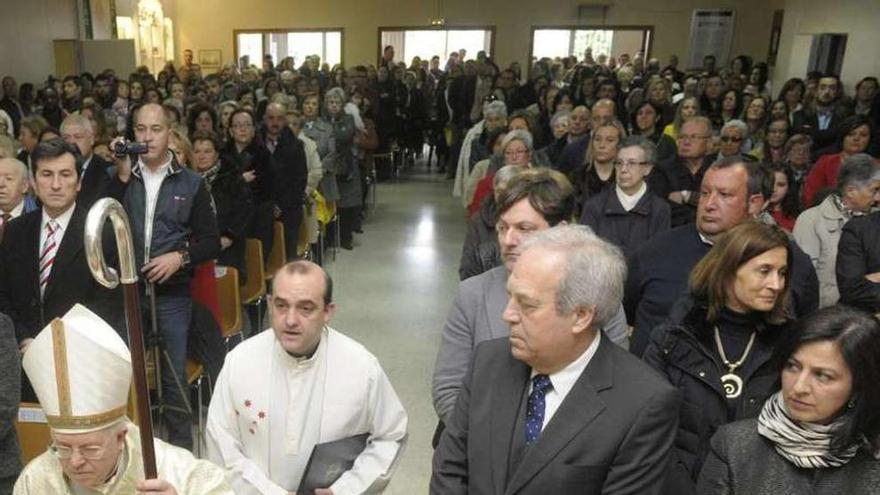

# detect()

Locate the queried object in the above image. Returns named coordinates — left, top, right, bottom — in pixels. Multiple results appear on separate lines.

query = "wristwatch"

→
left=177, top=249, right=191, bottom=268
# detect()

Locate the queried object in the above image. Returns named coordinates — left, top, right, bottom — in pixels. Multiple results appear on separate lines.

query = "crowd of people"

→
left=0, top=42, right=878, bottom=494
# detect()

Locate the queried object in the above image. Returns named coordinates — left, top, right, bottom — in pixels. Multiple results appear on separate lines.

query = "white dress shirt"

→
left=530, top=332, right=602, bottom=431
left=3, top=200, right=24, bottom=221
left=137, top=153, right=172, bottom=260
left=39, top=204, right=76, bottom=254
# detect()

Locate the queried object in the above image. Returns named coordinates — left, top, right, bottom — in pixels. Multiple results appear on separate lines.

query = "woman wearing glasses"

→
left=698, top=305, right=880, bottom=494
left=643, top=221, right=795, bottom=494
left=580, top=136, right=670, bottom=256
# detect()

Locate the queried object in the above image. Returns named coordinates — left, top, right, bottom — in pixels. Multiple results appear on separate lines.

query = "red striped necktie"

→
left=39, top=220, right=58, bottom=297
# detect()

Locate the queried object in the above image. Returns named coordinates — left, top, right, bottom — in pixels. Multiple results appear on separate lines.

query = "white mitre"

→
left=22, top=303, right=132, bottom=434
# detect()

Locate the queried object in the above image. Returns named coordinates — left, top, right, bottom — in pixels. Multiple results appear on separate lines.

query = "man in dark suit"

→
left=0, top=139, right=120, bottom=400
left=261, top=102, right=308, bottom=261
left=792, top=74, right=853, bottom=154
left=432, top=224, right=680, bottom=494
left=60, top=113, right=112, bottom=210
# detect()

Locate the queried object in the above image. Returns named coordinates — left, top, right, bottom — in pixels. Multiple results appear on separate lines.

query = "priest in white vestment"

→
left=206, top=261, right=408, bottom=495
left=13, top=304, right=232, bottom=495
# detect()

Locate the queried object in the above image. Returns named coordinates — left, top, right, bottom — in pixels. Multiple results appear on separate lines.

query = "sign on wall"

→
left=687, top=9, right=736, bottom=70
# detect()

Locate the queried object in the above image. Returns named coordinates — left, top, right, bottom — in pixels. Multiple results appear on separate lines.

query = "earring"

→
left=848, top=399, right=856, bottom=409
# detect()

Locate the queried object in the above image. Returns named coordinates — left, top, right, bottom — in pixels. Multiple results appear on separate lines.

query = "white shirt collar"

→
left=615, top=182, right=647, bottom=212
left=3, top=200, right=24, bottom=219
left=532, top=332, right=602, bottom=399
left=136, top=152, right=173, bottom=176
left=41, top=203, right=76, bottom=232
left=81, top=154, right=93, bottom=176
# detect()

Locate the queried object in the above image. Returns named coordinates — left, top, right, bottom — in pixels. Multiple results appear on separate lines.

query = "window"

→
left=234, top=29, right=343, bottom=69
left=530, top=26, right=652, bottom=62
left=379, top=28, right=494, bottom=66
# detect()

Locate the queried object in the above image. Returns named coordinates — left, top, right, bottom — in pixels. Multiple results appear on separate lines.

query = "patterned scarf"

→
left=757, top=391, right=860, bottom=468
left=199, top=162, right=221, bottom=193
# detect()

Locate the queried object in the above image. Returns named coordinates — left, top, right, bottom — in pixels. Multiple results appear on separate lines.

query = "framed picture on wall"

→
left=198, top=49, right=222, bottom=69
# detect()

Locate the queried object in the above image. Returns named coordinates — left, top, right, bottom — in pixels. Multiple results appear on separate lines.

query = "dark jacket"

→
left=652, top=155, right=714, bottom=227
left=432, top=336, right=681, bottom=495
left=836, top=211, right=880, bottom=312
left=204, top=159, right=253, bottom=280
left=792, top=103, right=853, bottom=154
left=78, top=154, right=113, bottom=211
left=697, top=419, right=880, bottom=494
left=580, top=185, right=671, bottom=257
left=554, top=135, right=589, bottom=176
left=111, top=155, right=220, bottom=294
left=222, top=140, right=275, bottom=204
left=625, top=223, right=819, bottom=356
left=0, top=206, right=122, bottom=343
left=459, top=196, right=501, bottom=280
left=0, top=313, right=20, bottom=482
left=327, top=112, right=362, bottom=209
left=261, top=126, right=308, bottom=211
left=642, top=296, right=790, bottom=495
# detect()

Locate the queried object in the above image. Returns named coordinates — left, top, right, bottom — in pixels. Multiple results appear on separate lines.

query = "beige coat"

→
left=792, top=195, right=849, bottom=308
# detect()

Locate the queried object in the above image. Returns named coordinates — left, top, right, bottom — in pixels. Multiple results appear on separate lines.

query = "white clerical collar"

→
left=532, top=332, right=601, bottom=399
left=41, top=203, right=76, bottom=231
left=277, top=327, right=327, bottom=369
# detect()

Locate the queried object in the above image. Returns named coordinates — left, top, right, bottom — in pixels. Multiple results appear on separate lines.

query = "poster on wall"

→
left=687, top=9, right=735, bottom=70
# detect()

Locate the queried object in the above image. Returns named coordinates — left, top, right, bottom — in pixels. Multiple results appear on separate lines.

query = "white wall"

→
left=773, top=0, right=880, bottom=94
left=0, top=0, right=78, bottom=84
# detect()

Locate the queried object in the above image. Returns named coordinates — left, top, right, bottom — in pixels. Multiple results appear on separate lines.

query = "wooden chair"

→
left=265, top=221, right=286, bottom=281
left=215, top=266, right=243, bottom=349
left=15, top=403, right=51, bottom=464
left=242, top=239, right=267, bottom=333
left=186, top=358, right=210, bottom=457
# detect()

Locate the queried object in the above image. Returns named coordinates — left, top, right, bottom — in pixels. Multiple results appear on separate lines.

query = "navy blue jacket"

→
left=110, top=154, right=220, bottom=294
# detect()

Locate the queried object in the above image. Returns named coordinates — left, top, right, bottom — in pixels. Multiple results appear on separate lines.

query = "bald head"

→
left=591, top=98, right=616, bottom=128
left=0, top=157, right=30, bottom=212
left=265, top=102, right=288, bottom=137
left=133, top=103, right=171, bottom=166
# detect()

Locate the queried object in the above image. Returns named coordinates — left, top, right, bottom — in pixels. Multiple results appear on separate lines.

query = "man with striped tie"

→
left=0, top=138, right=121, bottom=401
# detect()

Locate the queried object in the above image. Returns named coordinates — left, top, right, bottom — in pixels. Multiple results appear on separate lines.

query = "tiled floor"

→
left=324, top=168, right=465, bottom=493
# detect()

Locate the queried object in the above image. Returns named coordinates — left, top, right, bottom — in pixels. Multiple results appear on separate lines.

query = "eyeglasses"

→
left=678, top=134, right=711, bottom=142
left=720, top=135, right=743, bottom=143
left=50, top=443, right=107, bottom=460
left=613, top=160, right=649, bottom=169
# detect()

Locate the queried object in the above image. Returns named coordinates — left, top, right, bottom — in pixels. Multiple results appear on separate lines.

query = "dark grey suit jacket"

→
left=432, top=266, right=629, bottom=422
left=431, top=335, right=681, bottom=495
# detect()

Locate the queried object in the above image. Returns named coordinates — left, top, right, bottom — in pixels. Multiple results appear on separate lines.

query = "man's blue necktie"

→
left=525, top=374, right=552, bottom=444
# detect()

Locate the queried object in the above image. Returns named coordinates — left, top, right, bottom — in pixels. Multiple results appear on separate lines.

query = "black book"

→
left=297, top=433, right=370, bottom=495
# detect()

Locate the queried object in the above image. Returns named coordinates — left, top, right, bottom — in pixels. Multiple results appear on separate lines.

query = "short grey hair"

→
left=484, top=100, right=508, bottom=120
left=61, top=113, right=94, bottom=136
left=324, top=87, right=346, bottom=102
left=721, top=119, right=749, bottom=138
left=501, top=129, right=533, bottom=153
left=520, top=224, right=626, bottom=328
left=549, top=110, right=571, bottom=128
left=493, top=164, right=521, bottom=190
left=0, top=157, right=28, bottom=179
left=618, top=135, right=657, bottom=164
left=837, top=153, right=880, bottom=193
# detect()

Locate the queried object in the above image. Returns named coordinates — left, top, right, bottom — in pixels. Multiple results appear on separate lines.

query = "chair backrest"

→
left=265, top=221, right=286, bottom=281
left=242, top=239, right=266, bottom=304
left=215, top=267, right=242, bottom=337
left=15, top=403, right=51, bottom=465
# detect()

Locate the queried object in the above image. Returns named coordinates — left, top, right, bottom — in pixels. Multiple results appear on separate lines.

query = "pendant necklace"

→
left=713, top=326, right=756, bottom=399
